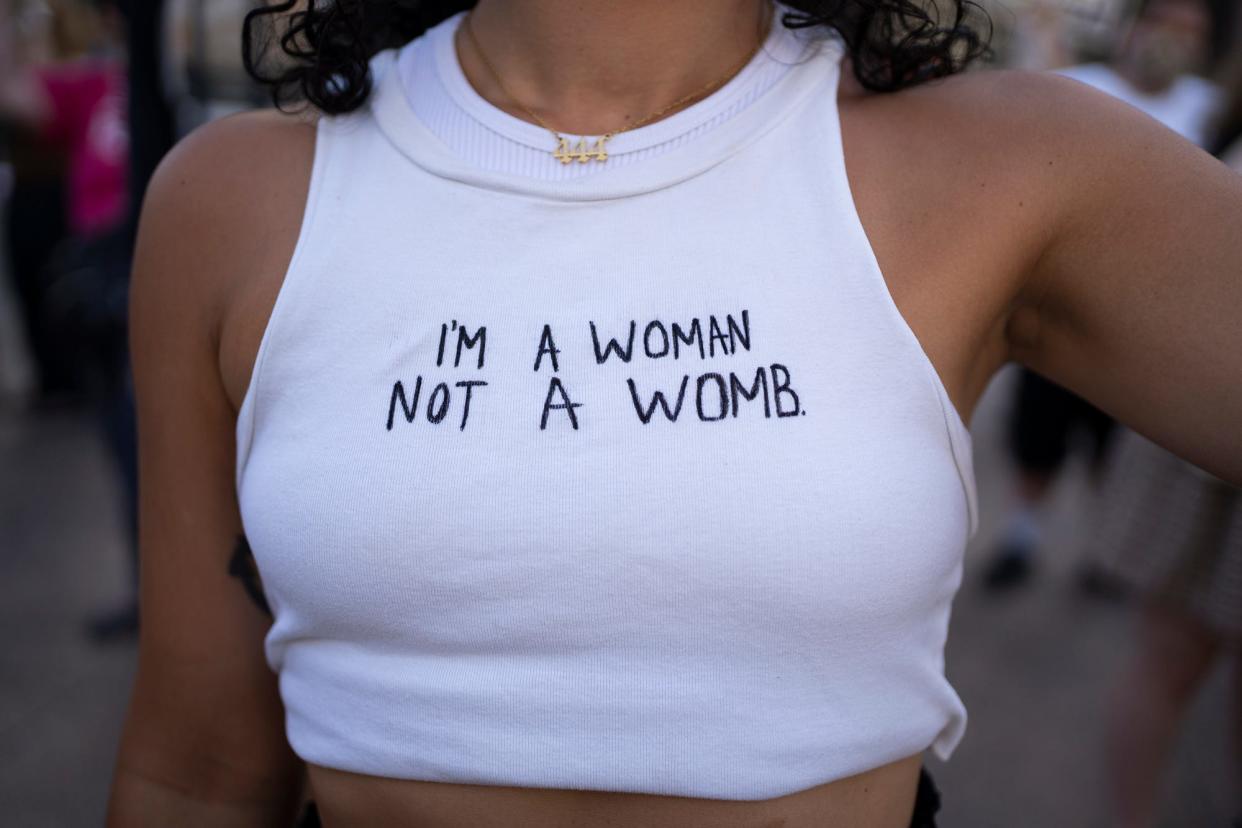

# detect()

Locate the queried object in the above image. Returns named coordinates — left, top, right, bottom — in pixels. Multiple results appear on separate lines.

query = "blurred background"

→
left=1, top=0, right=1239, bottom=825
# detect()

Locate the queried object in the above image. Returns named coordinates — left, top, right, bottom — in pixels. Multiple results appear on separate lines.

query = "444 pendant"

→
left=554, top=135, right=610, bottom=164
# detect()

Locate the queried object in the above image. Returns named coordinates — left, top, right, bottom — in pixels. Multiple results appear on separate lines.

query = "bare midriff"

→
left=305, top=751, right=924, bottom=828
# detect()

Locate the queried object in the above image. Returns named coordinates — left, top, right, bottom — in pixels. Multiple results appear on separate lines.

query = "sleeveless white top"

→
left=235, top=7, right=979, bottom=801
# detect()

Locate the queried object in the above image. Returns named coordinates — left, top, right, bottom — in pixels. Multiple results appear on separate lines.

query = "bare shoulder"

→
left=838, top=69, right=1062, bottom=238
left=151, top=106, right=318, bottom=198
left=134, top=107, right=319, bottom=408
left=136, top=107, right=317, bottom=320
left=841, top=65, right=1211, bottom=200
left=834, top=66, right=1186, bottom=417
left=862, top=66, right=1228, bottom=288
left=842, top=67, right=1133, bottom=171
left=144, top=107, right=317, bottom=236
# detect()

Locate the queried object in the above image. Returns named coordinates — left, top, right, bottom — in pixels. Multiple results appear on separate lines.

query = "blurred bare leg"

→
left=1107, top=601, right=1222, bottom=828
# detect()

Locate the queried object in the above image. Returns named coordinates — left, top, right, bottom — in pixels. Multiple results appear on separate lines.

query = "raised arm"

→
left=1010, top=73, right=1242, bottom=486
left=105, top=109, right=315, bottom=827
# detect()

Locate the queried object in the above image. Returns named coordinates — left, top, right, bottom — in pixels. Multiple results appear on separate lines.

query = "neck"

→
left=457, top=0, right=772, bottom=136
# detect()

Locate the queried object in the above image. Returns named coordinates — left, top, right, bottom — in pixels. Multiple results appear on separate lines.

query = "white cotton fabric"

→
left=235, top=7, right=979, bottom=801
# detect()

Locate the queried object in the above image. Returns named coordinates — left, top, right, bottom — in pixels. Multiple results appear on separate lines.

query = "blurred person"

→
left=0, top=0, right=141, bottom=639
left=980, top=0, right=1221, bottom=591
left=0, top=0, right=130, bottom=241
left=0, top=0, right=73, bottom=400
left=1092, top=66, right=1242, bottom=828
left=0, top=0, right=129, bottom=406
left=105, top=1, right=1242, bottom=827
left=1093, top=431, right=1241, bottom=828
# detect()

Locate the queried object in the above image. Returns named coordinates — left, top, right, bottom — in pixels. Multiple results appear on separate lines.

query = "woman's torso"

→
left=212, top=11, right=1049, bottom=825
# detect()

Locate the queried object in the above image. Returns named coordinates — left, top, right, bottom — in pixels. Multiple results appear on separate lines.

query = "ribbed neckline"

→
left=431, top=4, right=816, bottom=157
left=369, top=10, right=844, bottom=201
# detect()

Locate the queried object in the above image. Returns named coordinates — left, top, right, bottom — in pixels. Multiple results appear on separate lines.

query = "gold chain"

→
left=461, top=3, right=773, bottom=165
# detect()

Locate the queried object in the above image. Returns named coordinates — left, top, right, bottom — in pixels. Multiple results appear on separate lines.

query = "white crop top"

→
left=235, top=7, right=979, bottom=801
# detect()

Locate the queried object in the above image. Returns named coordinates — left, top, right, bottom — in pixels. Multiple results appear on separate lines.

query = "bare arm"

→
left=1010, top=73, right=1242, bottom=485
left=105, top=110, right=315, bottom=826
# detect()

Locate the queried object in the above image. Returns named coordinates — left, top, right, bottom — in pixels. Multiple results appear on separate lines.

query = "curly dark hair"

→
left=242, top=0, right=992, bottom=115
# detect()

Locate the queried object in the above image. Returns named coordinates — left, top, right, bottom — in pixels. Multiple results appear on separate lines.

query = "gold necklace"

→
left=461, top=3, right=773, bottom=165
